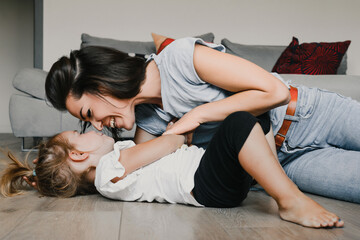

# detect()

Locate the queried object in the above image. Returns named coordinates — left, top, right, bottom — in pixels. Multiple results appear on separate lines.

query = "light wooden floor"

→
left=1, top=133, right=359, bottom=240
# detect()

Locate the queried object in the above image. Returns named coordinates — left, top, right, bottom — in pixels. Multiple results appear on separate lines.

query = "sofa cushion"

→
left=12, top=68, right=48, bottom=100
left=272, top=37, right=351, bottom=75
left=221, top=38, right=348, bottom=74
left=81, top=33, right=215, bottom=56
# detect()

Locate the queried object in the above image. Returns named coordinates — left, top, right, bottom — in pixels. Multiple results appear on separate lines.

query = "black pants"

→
left=192, top=111, right=270, bottom=208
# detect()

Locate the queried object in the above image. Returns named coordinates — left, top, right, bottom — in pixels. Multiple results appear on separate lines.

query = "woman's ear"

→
left=68, top=150, right=89, bottom=162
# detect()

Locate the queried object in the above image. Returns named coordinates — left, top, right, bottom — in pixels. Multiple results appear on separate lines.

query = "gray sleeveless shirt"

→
left=135, top=38, right=230, bottom=148
left=135, top=37, right=288, bottom=148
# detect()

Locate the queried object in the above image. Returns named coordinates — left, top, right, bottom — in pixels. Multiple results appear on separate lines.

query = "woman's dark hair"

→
left=45, top=46, right=147, bottom=110
left=45, top=46, right=147, bottom=140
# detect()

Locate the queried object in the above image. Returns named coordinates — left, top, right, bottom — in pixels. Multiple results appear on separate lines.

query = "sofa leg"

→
left=21, top=137, right=42, bottom=152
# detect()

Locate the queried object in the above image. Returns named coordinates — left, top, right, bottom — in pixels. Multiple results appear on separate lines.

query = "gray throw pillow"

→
left=81, top=34, right=156, bottom=55
left=337, top=53, right=347, bottom=74
left=81, top=33, right=215, bottom=55
left=221, top=38, right=286, bottom=72
left=221, top=38, right=347, bottom=74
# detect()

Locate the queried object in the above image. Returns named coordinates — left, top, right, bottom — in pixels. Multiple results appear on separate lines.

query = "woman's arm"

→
left=164, top=44, right=290, bottom=135
left=118, top=133, right=185, bottom=178
left=194, top=44, right=290, bottom=113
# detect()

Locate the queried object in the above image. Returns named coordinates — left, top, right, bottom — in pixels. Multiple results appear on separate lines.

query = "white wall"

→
left=0, top=0, right=34, bottom=133
left=43, top=0, right=360, bottom=75
left=1, top=0, right=358, bottom=134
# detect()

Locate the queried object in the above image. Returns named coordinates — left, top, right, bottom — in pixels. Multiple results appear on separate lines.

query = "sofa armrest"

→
left=13, top=68, right=48, bottom=100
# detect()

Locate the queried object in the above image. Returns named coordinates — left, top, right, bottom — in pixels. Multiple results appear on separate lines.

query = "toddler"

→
left=0, top=112, right=344, bottom=228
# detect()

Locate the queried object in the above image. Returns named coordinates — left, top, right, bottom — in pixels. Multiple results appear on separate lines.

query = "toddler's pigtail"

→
left=0, top=150, right=35, bottom=197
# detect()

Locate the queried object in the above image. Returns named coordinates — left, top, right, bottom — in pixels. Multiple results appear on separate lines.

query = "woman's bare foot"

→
left=278, top=193, right=344, bottom=228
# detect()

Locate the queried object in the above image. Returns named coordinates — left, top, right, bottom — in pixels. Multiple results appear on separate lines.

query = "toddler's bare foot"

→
left=278, top=193, right=344, bottom=228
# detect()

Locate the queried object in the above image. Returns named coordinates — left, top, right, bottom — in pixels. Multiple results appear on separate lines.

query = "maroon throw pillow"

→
left=272, top=37, right=351, bottom=75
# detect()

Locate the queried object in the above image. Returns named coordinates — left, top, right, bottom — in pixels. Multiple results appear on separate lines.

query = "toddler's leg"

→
left=192, top=112, right=257, bottom=208
left=239, top=121, right=344, bottom=228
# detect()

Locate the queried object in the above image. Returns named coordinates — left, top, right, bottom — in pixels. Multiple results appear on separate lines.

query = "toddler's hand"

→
left=165, top=119, right=177, bottom=132
left=164, top=118, right=193, bottom=146
left=163, top=110, right=201, bottom=137
left=23, top=176, right=38, bottom=189
left=23, top=158, right=38, bottom=189
left=183, top=132, right=193, bottom=146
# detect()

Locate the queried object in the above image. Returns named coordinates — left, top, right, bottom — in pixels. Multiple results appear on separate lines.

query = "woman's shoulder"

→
left=167, top=37, right=197, bottom=48
left=157, top=37, right=224, bottom=86
left=159, top=37, right=197, bottom=60
left=162, top=37, right=225, bottom=57
left=157, top=38, right=225, bottom=77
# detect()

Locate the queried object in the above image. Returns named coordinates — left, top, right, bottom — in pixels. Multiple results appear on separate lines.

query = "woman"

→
left=45, top=37, right=360, bottom=203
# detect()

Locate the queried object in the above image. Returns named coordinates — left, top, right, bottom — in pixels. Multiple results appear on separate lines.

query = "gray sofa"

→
left=9, top=33, right=360, bottom=150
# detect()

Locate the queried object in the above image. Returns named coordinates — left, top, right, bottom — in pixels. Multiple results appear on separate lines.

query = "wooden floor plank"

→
left=5, top=211, right=121, bottom=240
left=119, top=202, right=232, bottom=240
left=210, top=191, right=359, bottom=240
left=205, top=190, right=281, bottom=229
left=0, top=192, right=48, bottom=239
left=3, top=195, right=123, bottom=240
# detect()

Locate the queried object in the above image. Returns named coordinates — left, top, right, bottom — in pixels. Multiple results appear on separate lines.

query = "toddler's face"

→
left=61, top=130, right=115, bottom=181
left=63, top=130, right=114, bottom=154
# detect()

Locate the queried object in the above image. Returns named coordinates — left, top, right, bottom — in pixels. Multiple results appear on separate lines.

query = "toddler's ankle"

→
left=276, top=191, right=304, bottom=211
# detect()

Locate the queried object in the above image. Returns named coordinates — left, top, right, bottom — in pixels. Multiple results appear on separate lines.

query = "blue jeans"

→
left=270, top=85, right=360, bottom=203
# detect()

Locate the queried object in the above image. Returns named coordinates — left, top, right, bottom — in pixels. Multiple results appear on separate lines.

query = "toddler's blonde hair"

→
left=0, top=134, right=97, bottom=198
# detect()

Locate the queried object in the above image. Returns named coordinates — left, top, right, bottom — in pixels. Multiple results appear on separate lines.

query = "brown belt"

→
left=275, top=86, right=298, bottom=150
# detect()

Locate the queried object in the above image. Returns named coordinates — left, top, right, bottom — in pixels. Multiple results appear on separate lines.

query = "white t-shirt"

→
left=94, top=141, right=205, bottom=207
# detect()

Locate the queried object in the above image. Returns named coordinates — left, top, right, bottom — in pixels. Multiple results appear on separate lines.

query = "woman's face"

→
left=66, top=93, right=136, bottom=131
